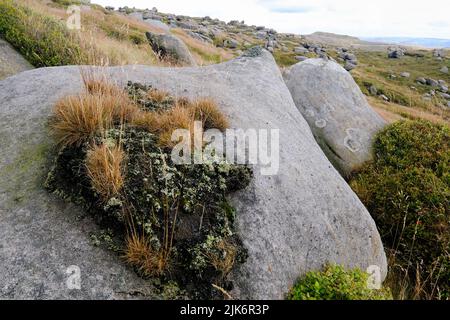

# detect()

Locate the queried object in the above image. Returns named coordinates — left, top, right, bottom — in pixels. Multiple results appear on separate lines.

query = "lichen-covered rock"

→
left=284, top=58, right=387, bottom=177
left=146, top=32, right=197, bottom=66
left=0, top=49, right=386, bottom=299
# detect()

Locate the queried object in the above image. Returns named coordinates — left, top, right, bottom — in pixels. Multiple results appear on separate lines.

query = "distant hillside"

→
left=302, top=32, right=369, bottom=47
left=362, top=37, right=450, bottom=49
left=302, top=31, right=406, bottom=52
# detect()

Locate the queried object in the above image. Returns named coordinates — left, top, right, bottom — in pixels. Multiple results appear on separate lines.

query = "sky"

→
left=92, top=0, right=450, bottom=39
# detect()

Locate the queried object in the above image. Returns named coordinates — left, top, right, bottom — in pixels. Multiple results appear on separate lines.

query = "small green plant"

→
left=350, top=120, right=450, bottom=299
left=287, top=264, right=392, bottom=300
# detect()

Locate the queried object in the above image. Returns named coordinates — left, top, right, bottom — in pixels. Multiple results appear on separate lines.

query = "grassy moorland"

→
left=0, top=0, right=231, bottom=67
left=351, top=50, right=450, bottom=124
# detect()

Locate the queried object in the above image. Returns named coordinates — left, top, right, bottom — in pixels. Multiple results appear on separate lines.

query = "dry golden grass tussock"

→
left=51, top=92, right=140, bottom=147
left=82, top=74, right=141, bottom=122
left=146, top=88, right=171, bottom=104
left=81, top=70, right=122, bottom=96
left=124, top=233, right=166, bottom=277
left=205, top=239, right=237, bottom=277
left=85, top=143, right=125, bottom=201
left=51, top=94, right=115, bottom=146
left=132, top=91, right=229, bottom=148
left=157, top=105, right=196, bottom=148
left=188, top=98, right=230, bottom=131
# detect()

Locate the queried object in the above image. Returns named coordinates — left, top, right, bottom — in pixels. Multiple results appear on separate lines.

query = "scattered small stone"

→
left=433, top=49, right=446, bottom=58
left=400, top=72, right=410, bottom=78
left=344, top=61, right=356, bottom=71
left=440, top=66, right=449, bottom=74
left=294, top=46, right=309, bottom=54
left=380, top=94, right=389, bottom=101
left=295, top=56, right=308, bottom=62
left=422, top=93, right=432, bottom=101
left=416, top=77, right=427, bottom=85
left=438, top=92, right=450, bottom=99
left=388, top=47, right=404, bottom=59
left=223, top=39, right=239, bottom=49
left=425, top=78, right=439, bottom=87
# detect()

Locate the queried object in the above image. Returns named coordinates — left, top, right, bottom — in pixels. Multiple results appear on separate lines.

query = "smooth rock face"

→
left=0, top=69, right=155, bottom=299
left=284, top=59, right=387, bottom=177
left=0, top=50, right=386, bottom=299
left=0, top=39, right=33, bottom=80
left=146, top=32, right=197, bottom=66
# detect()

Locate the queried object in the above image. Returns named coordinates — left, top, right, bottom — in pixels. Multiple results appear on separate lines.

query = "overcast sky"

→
left=92, top=0, right=450, bottom=39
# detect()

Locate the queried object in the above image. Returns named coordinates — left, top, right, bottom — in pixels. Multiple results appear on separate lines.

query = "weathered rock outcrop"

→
left=0, top=39, right=33, bottom=80
left=146, top=32, right=197, bottom=66
left=0, top=49, right=386, bottom=299
left=284, top=58, right=387, bottom=177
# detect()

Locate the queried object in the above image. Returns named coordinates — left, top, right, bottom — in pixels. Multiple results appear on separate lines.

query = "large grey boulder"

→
left=0, top=71, right=156, bottom=299
left=0, top=49, right=386, bottom=299
left=0, top=39, right=33, bottom=80
left=146, top=32, right=197, bottom=66
left=128, top=12, right=170, bottom=33
left=284, top=59, right=387, bottom=177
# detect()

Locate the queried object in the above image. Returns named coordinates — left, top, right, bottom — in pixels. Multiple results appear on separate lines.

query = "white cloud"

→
left=92, top=0, right=450, bottom=38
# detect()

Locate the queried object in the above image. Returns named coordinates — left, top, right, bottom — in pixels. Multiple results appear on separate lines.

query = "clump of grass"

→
left=350, top=120, right=450, bottom=300
left=189, top=98, right=230, bottom=131
left=51, top=76, right=140, bottom=147
left=287, top=264, right=392, bottom=300
left=124, top=233, right=166, bottom=277
left=205, top=239, right=237, bottom=277
left=82, top=71, right=123, bottom=96
left=50, top=93, right=138, bottom=147
left=85, top=143, right=125, bottom=202
left=147, top=88, right=172, bottom=105
left=51, top=94, right=114, bottom=147
left=131, top=87, right=229, bottom=148
left=155, top=105, right=195, bottom=148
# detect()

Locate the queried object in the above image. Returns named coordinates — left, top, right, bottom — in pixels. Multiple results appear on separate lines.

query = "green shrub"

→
left=287, top=265, right=392, bottom=300
left=373, top=120, right=449, bottom=181
left=0, top=0, right=91, bottom=66
left=350, top=120, right=450, bottom=299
